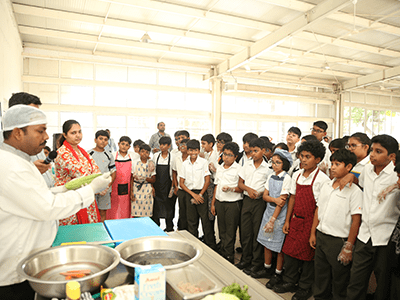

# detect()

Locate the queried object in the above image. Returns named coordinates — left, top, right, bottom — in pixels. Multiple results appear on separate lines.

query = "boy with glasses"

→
left=311, top=121, right=330, bottom=174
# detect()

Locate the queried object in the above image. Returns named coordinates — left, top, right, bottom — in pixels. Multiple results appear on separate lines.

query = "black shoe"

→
left=292, top=288, right=312, bottom=300
left=243, top=265, right=262, bottom=275
left=235, top=247, right=243, bottom=253
left=273, top=282, right=297, bottom=294
left=225, top=255, right=235, bottom=264
left=250, top=267, right=273, bottom=279
left=164, top=228, right=174, bottom=232
left=266, top=273, right=283, bottom=289
left=235, top=261, right=250, bottom=270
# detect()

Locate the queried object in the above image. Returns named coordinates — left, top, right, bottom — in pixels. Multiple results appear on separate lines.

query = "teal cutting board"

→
left=52, top=223, right=115, bottom=248
left=104, top=217, right=167, bottom=246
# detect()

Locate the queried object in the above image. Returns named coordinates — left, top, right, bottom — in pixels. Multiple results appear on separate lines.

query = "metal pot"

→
left=17, top=244, right=120, bottom=298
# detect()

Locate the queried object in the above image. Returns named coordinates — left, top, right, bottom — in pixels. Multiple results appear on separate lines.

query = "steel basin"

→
left=17, top=244, right=120, bottom=298
left=115, top=236, right=203, bottom=276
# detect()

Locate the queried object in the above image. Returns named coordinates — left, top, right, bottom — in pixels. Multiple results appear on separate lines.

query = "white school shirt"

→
left=351, top=155, right=370, bottom=178
left=317, top=179, right=362, bottom=238
left=214, top=162, right=242, bottom=202
left=180, top=156, right=211, bottom=190
left=238, top=152, right=252, bottom=167
left=152, top=152, right=173, bottom=179
left=239, top=160, right=272, bottom=197
left=290, top=168, right=330, bottom=201
left=172, top=154, right=189, bottom=189
left=265, top=171, right=292, bottom=195
left=358, top=161, right=400, bottom=246
left=0, top=144, right=95, bottom=286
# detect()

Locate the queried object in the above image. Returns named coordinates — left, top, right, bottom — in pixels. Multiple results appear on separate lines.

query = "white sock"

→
left=275, top=269, right=282, bottom=275
left=264, top=263, right=272, bottom=269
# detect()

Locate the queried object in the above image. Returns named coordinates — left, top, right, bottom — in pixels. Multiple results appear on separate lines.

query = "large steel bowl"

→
left=116, top=236, right=203, bottom=276
left=17, top=244, right=120, bottom=298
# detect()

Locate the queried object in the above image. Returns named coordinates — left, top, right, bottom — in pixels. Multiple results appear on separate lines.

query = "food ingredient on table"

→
left=60, top=269, right=91, bottom=280
left=221, top=283, right=251, bottom=300
left=202, top=293, right=239, bottom=300
left=177, top=282, right=204, bottom=294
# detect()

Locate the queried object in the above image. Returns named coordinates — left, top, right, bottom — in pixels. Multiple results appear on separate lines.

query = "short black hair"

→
left=329, top=138, right=345, bottom=150
left=350, top=132, right=371, bottom=153
left=174, top=130, right=180, bottom=137
left=297, top=140, right=326, bottom=161
left=139, top=144, right=151, bottom=152
left=313, top=121, right=328, bottom=132
left=249, top=138, right=265, bottom=150
left=187, top=139, right=200, bottom=150
left=273, top=142, right=289, bottom=152
left=216, top=132, right=232, bottom=144
left=159, top=136, right=172, bottom=145
left=272, top=153, right=291, bottom=172
left=133, top=139, right=145, bottom=147
left=259, top=136, right=274, bottom=151
left=371, top=134, right=399, bottom=156
left=95, top=130, right=109, bottom=139
left=201, top=134, right=215, bottom=146
left=157, top=122, right=165, bottom=127
left=288, top=126, right=301, bottom=138
left=330, top=149, right=357, bottom=170
left=242, top=132, right=258, bottom=144
left=222, top=142, right=240, bottom=157
left=395, top=150, right=400, bottom=173
left=302, top=134, right=319, bottom=142
left=9, top=92, right=42, bottom=108
left=119, top=136, right=132, bottom=144
left=178, top=130, right=190, bottom=138
left=180, top=138, right=189, bottom=145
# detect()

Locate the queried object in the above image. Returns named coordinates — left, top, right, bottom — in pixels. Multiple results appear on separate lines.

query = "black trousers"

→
left=347, top=238, right=392, bottom=300
left=0, top=281, right=35, bottom=300
left=283, top=253, right=315, bottom=290
left=314, top=230, right=351, bottom=300
left=240, top=195, right=265, bottom=267
left=177, top=189, right=187, bottom=231
left=215, top=199, right=242, bottom=257
left=184, top=189, right=217, bottom=250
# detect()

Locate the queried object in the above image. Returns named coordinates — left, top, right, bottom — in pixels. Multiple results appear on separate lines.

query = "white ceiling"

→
left=11, top=0, right=400, bottom=93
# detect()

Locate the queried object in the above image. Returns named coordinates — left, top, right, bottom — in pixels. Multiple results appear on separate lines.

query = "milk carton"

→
left=134, top=264, right=166, bottom=300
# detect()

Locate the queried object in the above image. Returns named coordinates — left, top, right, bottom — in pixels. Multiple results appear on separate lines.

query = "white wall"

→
left=0, top=0, right=23, bottom=115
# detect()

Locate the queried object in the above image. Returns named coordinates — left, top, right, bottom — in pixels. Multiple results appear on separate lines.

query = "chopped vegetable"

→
left=221, top=283, right=251, bottom=300
left=202, top=293, right=239, bottom=300
left=177, top=282, right=204, bottom=294
left=60, top=269, right=91, bottom=280
left=65, top=174, right=102, bottom=190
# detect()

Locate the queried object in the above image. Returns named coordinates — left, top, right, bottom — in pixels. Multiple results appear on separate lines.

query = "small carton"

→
left=134, top=264, right=166, bottom=300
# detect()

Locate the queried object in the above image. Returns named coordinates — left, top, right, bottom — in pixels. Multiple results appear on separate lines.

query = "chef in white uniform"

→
left=0, top=105, right=111, bottom=300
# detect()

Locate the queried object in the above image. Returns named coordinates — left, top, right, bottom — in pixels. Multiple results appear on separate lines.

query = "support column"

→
left=211, top=77, right=222, bottom=135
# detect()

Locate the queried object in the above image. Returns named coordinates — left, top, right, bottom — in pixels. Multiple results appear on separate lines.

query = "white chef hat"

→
left=2, top=105, right=47, bottom=131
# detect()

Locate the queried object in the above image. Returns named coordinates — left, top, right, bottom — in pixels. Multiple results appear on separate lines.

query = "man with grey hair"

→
left=0, top=105, right=111, bottom=300
left=149, top=121, right=172, bottom=154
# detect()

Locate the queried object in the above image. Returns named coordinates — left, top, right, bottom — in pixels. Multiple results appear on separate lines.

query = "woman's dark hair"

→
left=272, top=153, right=291, bottom=172
left=59, top=120, right=80, bottom=146
left=350, top=132, right=371, bottom=154
left=273, top=142, right=289, bottom=152
left=297, top=140, right=326, bottom=161
left=222, top=142, right=240, bottom=157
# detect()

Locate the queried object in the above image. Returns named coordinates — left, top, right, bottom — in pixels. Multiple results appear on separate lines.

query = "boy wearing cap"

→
left=0, top=105, right=111, bottom=300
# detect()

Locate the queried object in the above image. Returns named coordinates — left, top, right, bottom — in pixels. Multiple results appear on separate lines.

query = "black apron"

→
left=153, top=153, right=172, bottom=219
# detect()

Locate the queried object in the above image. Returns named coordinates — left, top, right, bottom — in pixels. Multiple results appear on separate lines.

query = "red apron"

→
left=106, top=152, right=132, bottom=219
left=282, top=169, right=319, bottom=261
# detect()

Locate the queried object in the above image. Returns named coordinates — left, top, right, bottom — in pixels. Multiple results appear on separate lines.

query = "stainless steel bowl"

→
left=116, top=236, right=203, bottom=276
left=17, top=244, right=120, bottom=298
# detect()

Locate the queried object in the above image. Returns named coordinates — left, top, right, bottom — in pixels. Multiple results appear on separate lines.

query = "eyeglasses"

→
left=271, top=160, right=283, bottom=165
left=222, top=153, right=234, bottom=158
left=345, top=144, right=362, bottom=150
left=310, top=128, right=325, bottom=134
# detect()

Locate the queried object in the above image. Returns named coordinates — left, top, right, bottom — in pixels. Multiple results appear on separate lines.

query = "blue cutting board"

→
left=104, top=217, right=167, bottom=246
left=52, top=223, right=115, bottom=248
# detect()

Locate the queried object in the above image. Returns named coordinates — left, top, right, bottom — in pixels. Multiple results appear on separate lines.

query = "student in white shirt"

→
left=345, top=132, right=371, bottom=180
left=172, top=138, right=189, bottom=230
left=236, top=138, right=273, bottom=276
left=180, top=139, right=217, bottom=250
left=211, top=142, right=243, bottom=263
left=310, top=149, right=362, bottom=300
left=311, top=120, right=331, bottom=174
left=347, top=134, right=400, bottom=300
left=236, top=132, right=258, bottom=167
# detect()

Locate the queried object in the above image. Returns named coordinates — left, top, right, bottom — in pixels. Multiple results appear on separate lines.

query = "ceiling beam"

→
left=18, top=25, right=230, bottom=60
left=342, top=65, right=400, bottom=90
left=215, top=0, right=352, bottom=76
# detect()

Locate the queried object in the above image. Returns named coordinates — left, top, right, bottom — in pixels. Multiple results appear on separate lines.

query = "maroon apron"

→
left=282, top=169, right=319, bottom=261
